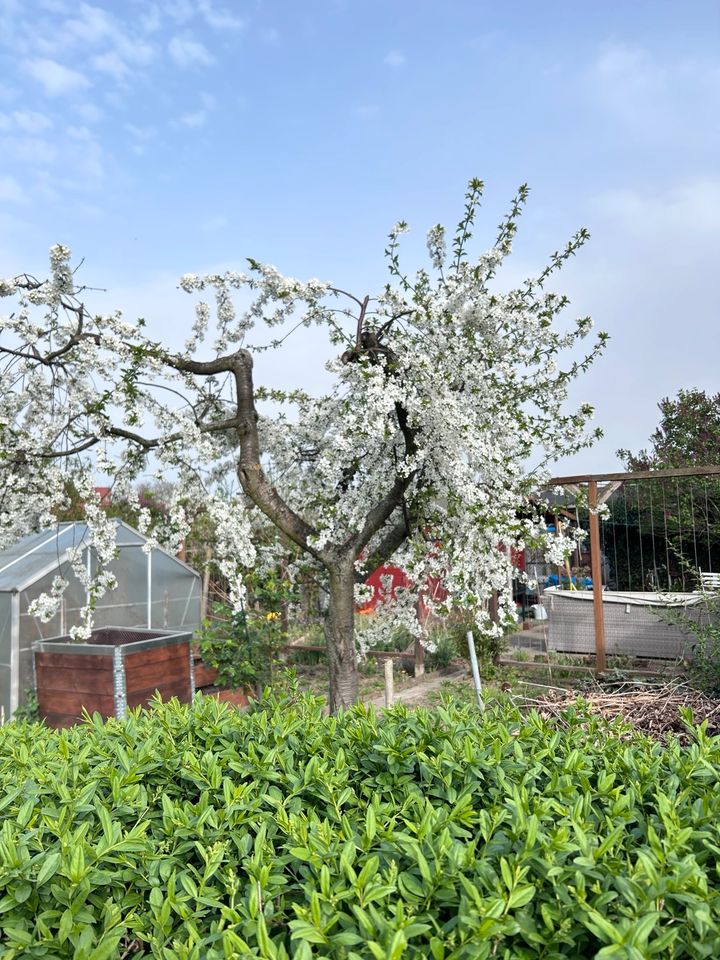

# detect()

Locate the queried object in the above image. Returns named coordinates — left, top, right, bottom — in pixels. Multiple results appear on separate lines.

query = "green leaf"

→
left=36, top=851, right=62, bottom=886
left=507, top=885, right=535, bottom=909
left=68, top=846, right=86, bottom=884
left=16, top=799, right=34, bottom=828
left=97, top=804, right=114, bottom=844
left=388, top=929, right=407, bottom=960
left=58, top=908, right=74, bottom=944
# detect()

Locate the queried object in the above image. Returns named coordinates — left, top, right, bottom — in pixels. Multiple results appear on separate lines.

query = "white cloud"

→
left=0, top=174, right=26, bottom=203
left=62, top=3, right=115, bottom=45
left=23, top=57, right=90, bottom=96
left=125, top=123, right=157, bottom=141
left=125, top=122, right=158, bottom=155
left=596, top=178, right=720, bottom=237
left=593, top=44, right=665, bottom=92
left=0, top=110, right=53, bottom=134
left=197, top=0, right=244, bottom=30
left=91, top=50, right=131, bottom=81
left=74, top=101, right=103, bottom=123
left=38, top=0, right=72, bottom=11
left=586, top=43, right=720, bottom=145
left=168, top=34, right=214, bottom=68
left=12, top=110, right=53, bottom=133
left=66, top=124, right=93, bottom=140
left=176, top=110, right=207, bottom=128
left=384, top=50, right=406, bottom=68
left=2, top=135, right=57, bottom=166
left=140, top=5, right=162, bottom=32
left=14, top=4, right=155, bottom=92
left=163, top=0, right=195, bottom=24
left=555, top=176, right=720, bottom=470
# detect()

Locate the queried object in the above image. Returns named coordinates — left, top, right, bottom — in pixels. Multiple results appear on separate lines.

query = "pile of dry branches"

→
left=523, top=681, right=720, bottom=743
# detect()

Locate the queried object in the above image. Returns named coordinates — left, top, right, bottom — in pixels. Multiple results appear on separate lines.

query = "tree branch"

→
left=231, top=350, right=323, bottom=561
left=353, top=516, right=408, bottom=583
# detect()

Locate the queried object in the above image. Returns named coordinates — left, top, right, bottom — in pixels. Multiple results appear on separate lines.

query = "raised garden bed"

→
left=542, top=587, right=715, bottom=659
left=191, top=647, right=251, bottom=708
left=33, top=626, right=193, bottom=728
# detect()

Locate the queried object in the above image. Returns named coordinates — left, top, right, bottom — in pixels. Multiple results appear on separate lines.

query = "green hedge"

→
left=0, top=692, right=719, bottom=959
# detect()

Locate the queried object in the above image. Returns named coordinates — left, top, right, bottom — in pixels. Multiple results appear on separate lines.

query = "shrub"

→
left=1, top=691, right=720, bottom=958
left=198, top=601, right=285, bottom=693
left=426, top=616, right=507, bottom=674
left=683, top=593, right=720, bottom=696
left=658, top=590, right=720, bottom=696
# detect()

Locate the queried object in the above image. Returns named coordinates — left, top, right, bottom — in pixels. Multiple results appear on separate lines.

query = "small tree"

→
left=617, top=389, right=720, bottom=584
left=0, top=180, right=606, bottom=709
left=619, top=388, right=720, bottom=472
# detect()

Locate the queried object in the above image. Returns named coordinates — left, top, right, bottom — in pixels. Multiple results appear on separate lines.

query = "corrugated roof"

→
left=0, top=520, right=164, bottom=592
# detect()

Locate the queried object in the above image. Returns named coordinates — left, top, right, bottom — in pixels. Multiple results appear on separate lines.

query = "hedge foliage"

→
left=1, top=691, right=720, bottom=959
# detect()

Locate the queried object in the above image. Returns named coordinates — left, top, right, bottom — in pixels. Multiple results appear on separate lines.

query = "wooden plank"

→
left=124, top=659, right=189, bottom=688
left=38, top=690, right=116, bottom=716
left=548, top=464, right=720, bottom=485
left=193, top=662, right=219, bottom=687
left=207, top=688, right=249, bottom=707
left=34, top=667, right=116, bottom=696
left=34, top=652, right=113, bottom=671
left=126, top=678, right=190, bottom=702
left=123, top=643, right=189, bottom=670
left=127, top=682, right=191, bottom=707
left=43, top=712, right=83, bottom=729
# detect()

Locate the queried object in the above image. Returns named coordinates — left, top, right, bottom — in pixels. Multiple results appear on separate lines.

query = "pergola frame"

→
left=547, top=465, right=720, bottom=672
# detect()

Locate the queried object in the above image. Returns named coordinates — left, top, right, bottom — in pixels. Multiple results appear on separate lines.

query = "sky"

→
left=1, top=0, right=718, bottom=475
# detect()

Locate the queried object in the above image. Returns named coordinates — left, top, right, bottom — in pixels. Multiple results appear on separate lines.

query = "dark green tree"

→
left=612, top=389, right=720, bottom=589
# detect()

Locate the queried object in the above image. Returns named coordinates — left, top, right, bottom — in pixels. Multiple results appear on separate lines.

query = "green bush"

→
left=426, top=617, right=507, bottom=673
left=657, top=590, right=720, bottom=696
left=199, top=601, right=285, bottom=693
left=683, top=593, right=720, bottom=696
left=1, top=692, right=720, bottom=958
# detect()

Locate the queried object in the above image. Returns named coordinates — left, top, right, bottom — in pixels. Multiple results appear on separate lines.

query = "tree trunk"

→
left=324, top=564, right=359, bottom=712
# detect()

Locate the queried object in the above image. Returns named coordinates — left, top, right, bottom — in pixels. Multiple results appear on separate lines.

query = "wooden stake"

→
left=384, top=658, right=394, bottom=708
left=414, top=638, right=425, bottom=678
left=588, top=480, right=606, bottom=673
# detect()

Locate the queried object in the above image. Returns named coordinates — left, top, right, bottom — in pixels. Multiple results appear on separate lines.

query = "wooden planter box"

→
left=204, top=686, right=250, bottom=707
left=191, top=647, right=250, bottom=708
left=34, top=626, right=194, bottom=728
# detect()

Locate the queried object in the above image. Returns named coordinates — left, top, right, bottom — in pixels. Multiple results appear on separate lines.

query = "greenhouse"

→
left=0, top=520, right=202, bottom=722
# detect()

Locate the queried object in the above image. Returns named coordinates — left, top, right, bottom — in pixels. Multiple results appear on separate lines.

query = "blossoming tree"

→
left=0, top=180, right=607, bottom=709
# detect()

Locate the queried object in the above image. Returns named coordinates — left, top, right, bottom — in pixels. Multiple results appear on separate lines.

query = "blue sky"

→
left=1, top=0, right=718, bottom=473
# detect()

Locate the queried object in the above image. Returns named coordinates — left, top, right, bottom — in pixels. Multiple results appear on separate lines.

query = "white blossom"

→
left=0, top=183, right=606, bottom=665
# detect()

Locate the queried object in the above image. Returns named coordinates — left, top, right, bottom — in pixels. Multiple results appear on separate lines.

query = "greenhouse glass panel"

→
left=150, top=550, right=201, bottom=629
left=92, top=545, right=149, bottom=628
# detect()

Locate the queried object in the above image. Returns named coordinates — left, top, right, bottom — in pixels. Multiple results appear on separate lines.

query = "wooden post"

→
left=414, top=638, right=425, bottom=677
left=384, top=658, right=394, bottom=708
left=587, top=480, right=606, bottom=673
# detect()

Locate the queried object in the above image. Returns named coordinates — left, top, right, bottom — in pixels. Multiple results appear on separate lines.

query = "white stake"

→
left=466, top=631, right=485, bottom=711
